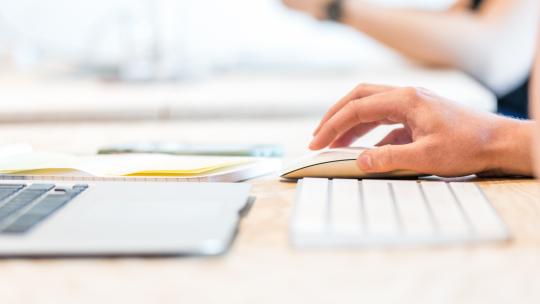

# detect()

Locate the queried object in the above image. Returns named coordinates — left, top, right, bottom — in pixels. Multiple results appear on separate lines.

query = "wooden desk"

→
left=0, top=119, right=539, bottom=304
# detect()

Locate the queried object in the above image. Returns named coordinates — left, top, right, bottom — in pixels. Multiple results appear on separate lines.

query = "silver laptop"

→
left=0, top=180, right=251, bottom=257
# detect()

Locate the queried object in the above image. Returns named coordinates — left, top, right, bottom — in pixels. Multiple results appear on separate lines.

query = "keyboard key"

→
left=0, top=184, right=54, bottom=223
left=2, top=185, right=88, bottom=234
left=362, top=180, right=399, bottom=238
left=0, top=184, right=25, bottom=202
left=417, top=182, right=470, bottom=238
left=72, top=184, right=89, bottom=192
left=0, top=184, right=26, bottom=189
left=449, top=183, right=508, bottom=239
left=27, top=184, right=55, bottom=191
left=293, top=178, right=329, bottom=235
left=390, top=181, right=435, bottom=238
left=329, top=179, right=363, bottom=236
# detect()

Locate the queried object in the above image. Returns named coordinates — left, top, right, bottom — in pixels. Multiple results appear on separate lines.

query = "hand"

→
left=281, top=0, right=333, bottom=20
left=310, top=84, right=534, bottom=177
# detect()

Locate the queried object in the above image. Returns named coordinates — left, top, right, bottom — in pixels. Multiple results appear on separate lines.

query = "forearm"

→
left=483, top=118, right=534, bottom=176
left=341, top=0, right=487, bottom=67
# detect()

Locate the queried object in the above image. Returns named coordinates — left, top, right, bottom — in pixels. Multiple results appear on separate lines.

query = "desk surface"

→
left=0, top=64, right=495, bottom=122
left=0, top=119, right=539, bottom=304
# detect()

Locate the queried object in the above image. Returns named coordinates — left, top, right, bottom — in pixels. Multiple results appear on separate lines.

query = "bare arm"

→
left=341, top=0, right=489, bottom=67
left=283, top=0, right=540, bottom=94
left=344, top=1, right=535, bottom=67
left=448, top=0, right=472, bottom=12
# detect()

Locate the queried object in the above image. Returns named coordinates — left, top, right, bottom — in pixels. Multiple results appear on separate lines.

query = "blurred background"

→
left=0, top=0, right=454, bottom=80
left=0, top=0, right=497, bottom=124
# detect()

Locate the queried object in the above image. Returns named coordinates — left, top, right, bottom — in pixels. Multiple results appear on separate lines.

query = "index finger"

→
left=313, top=84, right=395, bottom=135
left=310, top=87, right=419, bottom=150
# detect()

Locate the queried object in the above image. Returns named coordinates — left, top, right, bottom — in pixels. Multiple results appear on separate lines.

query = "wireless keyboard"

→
left=291, top=178, right=509, bottom=247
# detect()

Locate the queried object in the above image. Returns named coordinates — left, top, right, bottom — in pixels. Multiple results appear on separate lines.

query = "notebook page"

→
left=0, top=153, right=257, bottom=177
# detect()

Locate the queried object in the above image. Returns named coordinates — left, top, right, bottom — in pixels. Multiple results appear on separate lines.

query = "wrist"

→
left=481, top=117, right=534, bottom=176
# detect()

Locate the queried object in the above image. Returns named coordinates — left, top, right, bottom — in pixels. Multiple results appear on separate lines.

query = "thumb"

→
left=357, top=144, right=421, bottom=173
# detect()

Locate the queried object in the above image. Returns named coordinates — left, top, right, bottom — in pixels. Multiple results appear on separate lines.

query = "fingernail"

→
left=358, top=154, right=373, bottom=170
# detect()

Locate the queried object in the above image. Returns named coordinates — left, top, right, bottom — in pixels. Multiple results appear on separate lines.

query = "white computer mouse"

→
left=281, top=147, right=422, bottom=179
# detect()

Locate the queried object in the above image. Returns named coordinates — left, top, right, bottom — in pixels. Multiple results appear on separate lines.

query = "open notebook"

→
left=0, top=153, right=281, bottom=182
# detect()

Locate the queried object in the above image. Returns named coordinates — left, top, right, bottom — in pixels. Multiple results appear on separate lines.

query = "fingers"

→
left=357, top=143, right=424, bottom=173
left=375, top=128, right=412, bottom=146
left=328, top=122, right=379, bottom=148
left=313, top=84, right=395, bottom=136
left=310, top=87, right=420, bottom=150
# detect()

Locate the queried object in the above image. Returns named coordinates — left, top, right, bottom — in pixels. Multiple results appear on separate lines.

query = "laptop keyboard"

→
left=0, top=183, right=88, bottom=234
left=291, top=178, right=509, bottom=247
